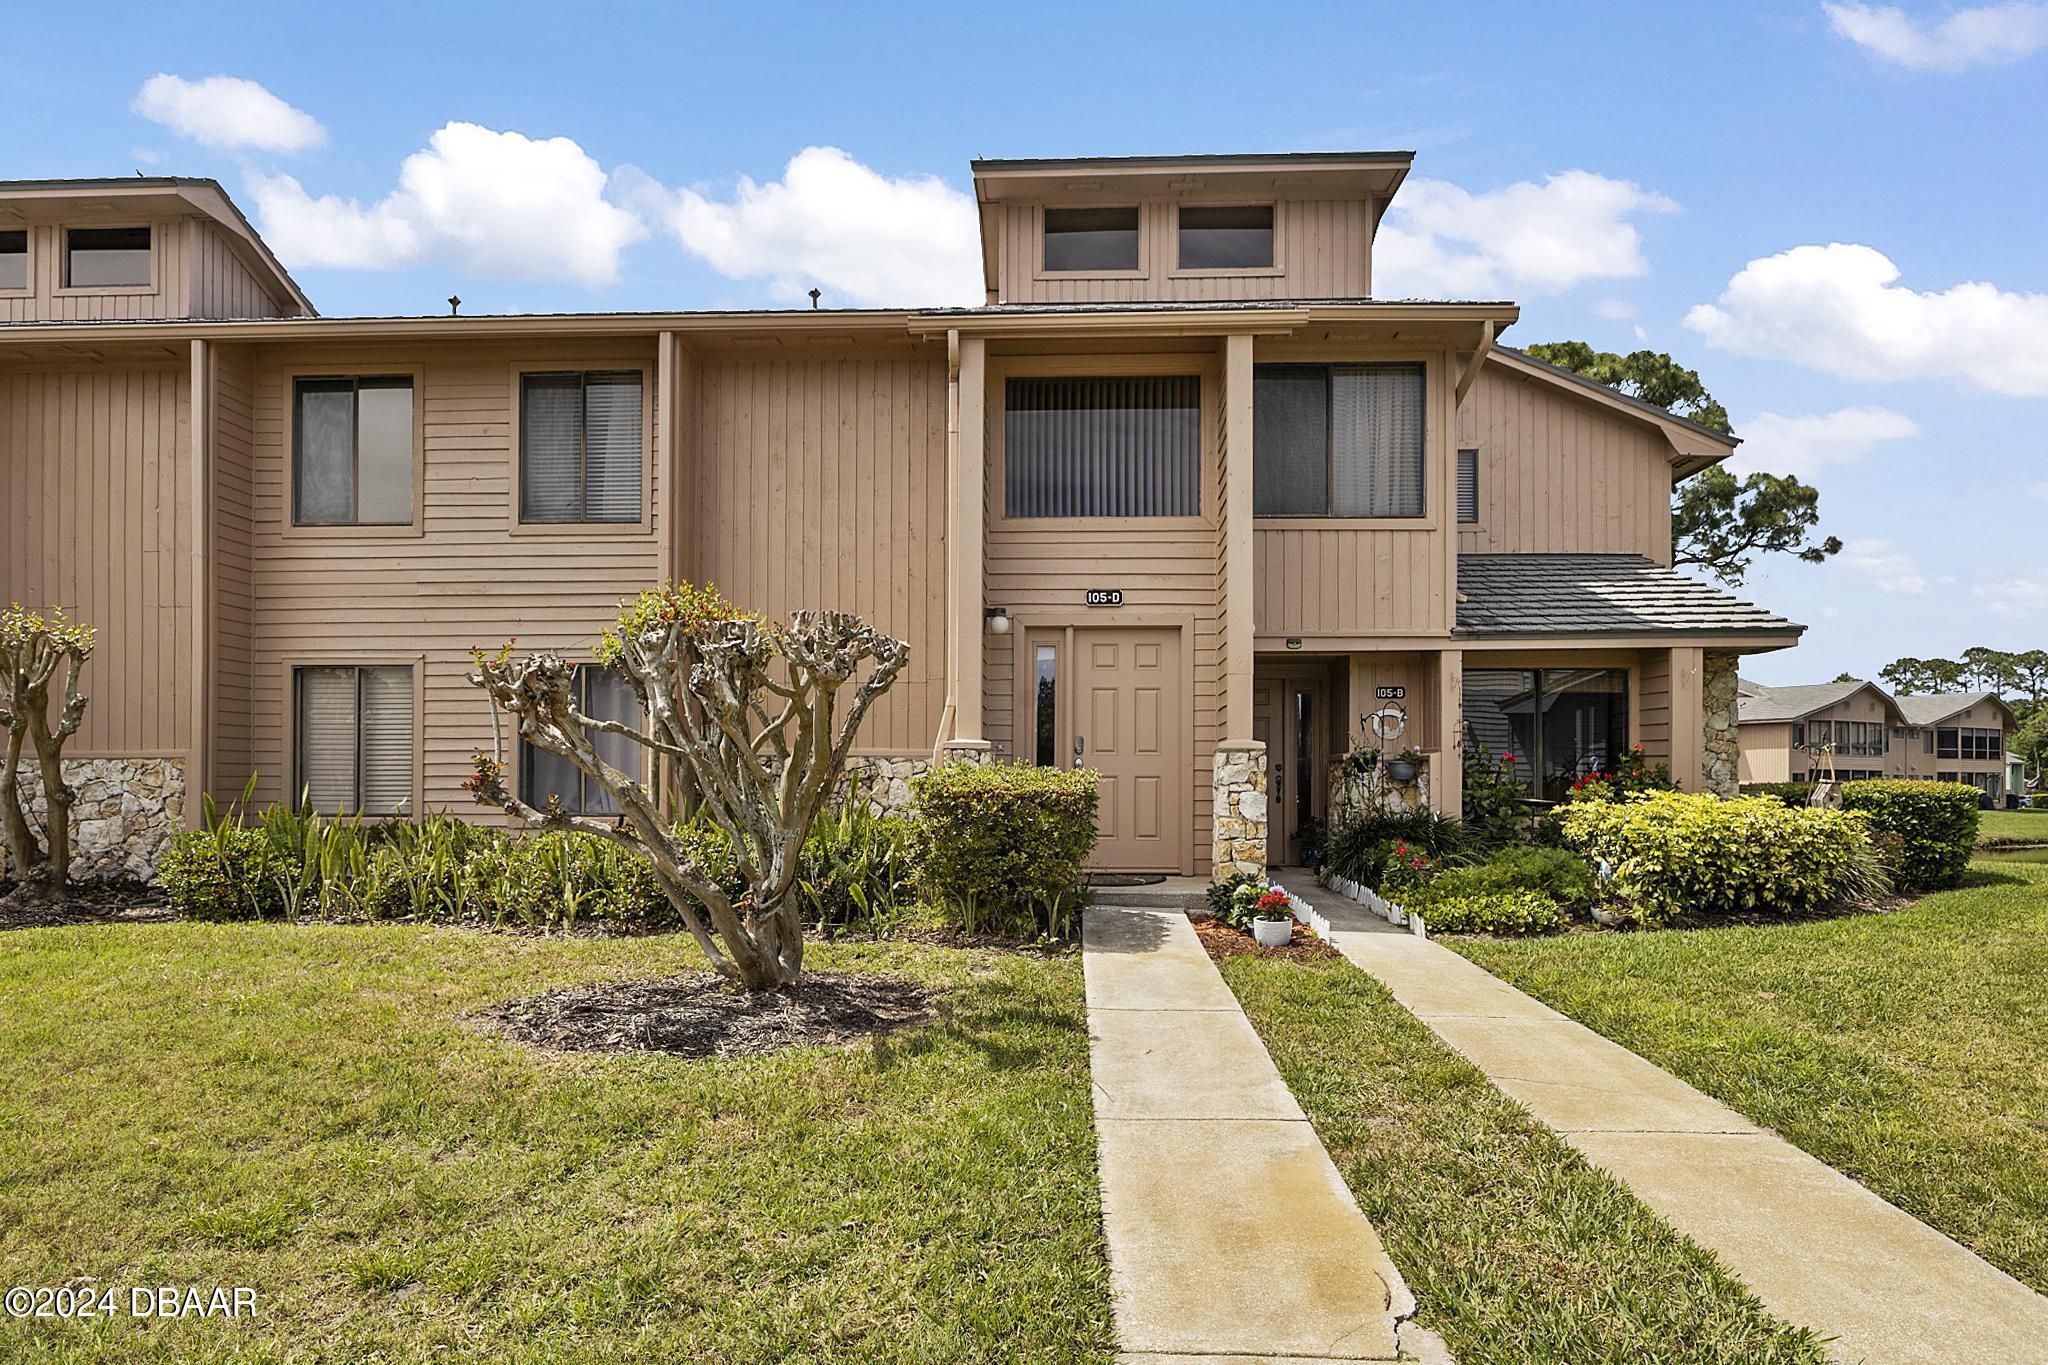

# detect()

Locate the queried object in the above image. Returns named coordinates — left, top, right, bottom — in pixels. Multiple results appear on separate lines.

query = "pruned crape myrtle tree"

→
left=0, top=605, right=95, bottom=899
left=467, top=583, right=908, bottom=991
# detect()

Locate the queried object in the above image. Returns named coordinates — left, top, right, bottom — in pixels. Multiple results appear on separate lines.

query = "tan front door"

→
left=1071, top=627, right=1187, bottom=871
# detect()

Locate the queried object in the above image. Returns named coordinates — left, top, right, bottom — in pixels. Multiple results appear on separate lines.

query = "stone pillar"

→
left=1212, top=740, right=1268, bottom=883
left=939, top=740, right=994, bottom=767
left=1702, top=651, right=1739, bottom=797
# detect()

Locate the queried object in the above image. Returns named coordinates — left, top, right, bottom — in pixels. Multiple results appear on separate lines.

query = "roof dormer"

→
left=970, top=151, right=1412, bottom=306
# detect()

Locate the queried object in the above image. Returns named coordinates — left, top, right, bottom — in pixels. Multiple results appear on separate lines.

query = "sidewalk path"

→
left=1285, top=878, right=2048, bottom=1365
left=1082, top=902, right=1446, bottom=1363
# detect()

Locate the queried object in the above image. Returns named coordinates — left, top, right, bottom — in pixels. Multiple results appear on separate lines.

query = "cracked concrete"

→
left=1083, top=904, right=1436, bottom=1363
left=1288, top=878, right=2048, bottom=1365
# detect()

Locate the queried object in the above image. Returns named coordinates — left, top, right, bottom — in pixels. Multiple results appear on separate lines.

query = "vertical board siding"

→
left=0, top=364, right=192, bottom=754
left=691, top=352, right=949, bottom=754
left=186, top=221, right=289, bottom=320
left=1454, top=364, right=1675, bottom=563
left=218, top=339, right=663, bottom=813
left=997, top=199, right=1372, bottom=304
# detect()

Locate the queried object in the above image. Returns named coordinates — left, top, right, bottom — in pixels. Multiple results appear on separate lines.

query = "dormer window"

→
left=65, top=226, right=150, bottom=288
left=1043, top=207, right=1139, bottom=272
left=0, top=231, right=25, bottom=291
left=1178, top=205, right=1274, bottom=270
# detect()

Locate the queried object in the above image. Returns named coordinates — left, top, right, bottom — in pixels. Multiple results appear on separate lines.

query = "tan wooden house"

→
left=0, top=155, right=1804, bottom=882
left=1737, top=679, right=2017, bottom=803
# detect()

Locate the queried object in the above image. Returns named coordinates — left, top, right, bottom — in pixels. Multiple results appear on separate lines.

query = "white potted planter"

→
left=1251, top=916, right=1293, bottom=948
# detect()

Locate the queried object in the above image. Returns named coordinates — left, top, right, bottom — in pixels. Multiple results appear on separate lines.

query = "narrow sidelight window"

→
left=1005, top=376, right=1200, bottom=518
left=295, top=665, right=414, bottom=816
left=1043, top=207, right=1139, bottom=272
left=1457, top=449, right=1480, bottom=523
left=1034, top=644, right=1059, bottom=767
left=65, top=226, right=151, bottom=288
left=521, top=665, right=643, bottom=814
left=0, top=230, right=25, bottom=291
left=520, top=371, right=644, bottom=523
left=1178, top=205, right=1274, bottom=270
left=1255, top=364, right=1426, bottom=517
left=294, top=377, right=415, bottom=526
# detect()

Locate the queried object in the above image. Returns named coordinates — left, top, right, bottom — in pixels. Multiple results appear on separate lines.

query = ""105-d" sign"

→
left=1085, top=588, right=1124, bottom=606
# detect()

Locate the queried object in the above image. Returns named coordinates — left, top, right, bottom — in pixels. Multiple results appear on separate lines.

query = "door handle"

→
left=1073, top=735, right=1086, bottom=769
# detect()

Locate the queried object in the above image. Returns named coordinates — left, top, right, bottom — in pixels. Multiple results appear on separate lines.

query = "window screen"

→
left=521, top=665, right=644, bottom=814
left=0, top=231, right=24, bottom=291
left=1004, top=376, right=1200, bottom=518
left=1457, top=449, right=1479, bottom=523
left=65, top=226, right=150, bottom=288
left=1462, top=667, right=1628, bottom=803
left=520, top=371, right=644, bottom=523
left=295, top=665, right=414, bottom=816
left=1178, top=205, right=1274, bottom=270
left=1254, top=364, right=1426, bottom=517
left=293, top=377, right=415, bottom=525
left=1042, top=207, right=1139, bottom=272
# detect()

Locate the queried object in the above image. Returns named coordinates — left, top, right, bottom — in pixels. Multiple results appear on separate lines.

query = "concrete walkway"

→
left=1082, top=902, right=1446, bottom=1363
left=1284, top=878, right=2048, bottom=1365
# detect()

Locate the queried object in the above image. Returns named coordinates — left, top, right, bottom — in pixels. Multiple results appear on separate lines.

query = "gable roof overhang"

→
left=1894, top=692, right=2019, bottom=728
left=0, top=177, right=316, bottom=317
left=1737, top=679, right=1906, bottom=726
left=1485, top=345, right=1739, bottom=478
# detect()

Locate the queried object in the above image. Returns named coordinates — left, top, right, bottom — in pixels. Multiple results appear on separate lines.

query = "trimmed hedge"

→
left=1416, top=846, right=1598, bottom=913
left=909, top=762, right=1100, bottom=936
left=1740, top=782, right=1817, bottom=810
left=1405, top=888, right=1565, bottom=935
left=1840, top=780, right=1981, bottom=890
left=1560, top=790, right=1887, bottom=925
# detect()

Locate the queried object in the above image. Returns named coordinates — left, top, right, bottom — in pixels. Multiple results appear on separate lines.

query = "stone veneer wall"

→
left=1211, top=741, right=1268, bottom=882
left=1702, top=651, right=1739, bottom=797
left=1327, top=758, right=1432, bottom=822
left=838, top=744, right=992, bottom=817
left=2, top=757, right=186, bottom=883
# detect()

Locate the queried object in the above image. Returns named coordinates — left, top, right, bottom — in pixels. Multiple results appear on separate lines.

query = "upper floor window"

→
left=520, top=371, right=643, bottom=524
left=65, top=227, right=150, bottom=288
left=295, top=664, right=414, bottom=817
left=1004, top=375, right=1200, bottom=518
left=1253, top=364, right=1425, bottom=518
left=294, top=377, right=415, bottom=526
left=521, top=665, right=643, bottom=814
left=1178, top=205, right=1273, bottom=270
left=1936, top=727, right=1958, bottom=759
left=1043, top=207, right=1139, bottom=272
left=0, top=231, right=25, bottom=291
left=1457, top=448, right=1480, bottom=523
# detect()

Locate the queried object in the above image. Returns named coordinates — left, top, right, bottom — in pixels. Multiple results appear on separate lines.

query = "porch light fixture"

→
left=984, top=607, right=1010, bottom=635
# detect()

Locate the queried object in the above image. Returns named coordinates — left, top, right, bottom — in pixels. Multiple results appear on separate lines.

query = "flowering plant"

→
left=1253, top=888, right=1291, bottom=920
left=1382, top=839, right=1436, bottom=895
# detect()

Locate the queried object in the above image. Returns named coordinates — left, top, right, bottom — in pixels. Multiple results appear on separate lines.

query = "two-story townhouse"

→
left=1737, top=678, right=2017, bottom=803
left=0, top=154, right=1802, bottom=884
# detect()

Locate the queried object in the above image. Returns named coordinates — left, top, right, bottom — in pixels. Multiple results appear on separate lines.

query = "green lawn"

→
left=1978, top=806, right=2048, bottom=844
left=1219, top=956, right=1828, bottom=1364
left=1453, top=858, right=2048, bottom=1294
left=0, top=924, right=1114, bottom=1364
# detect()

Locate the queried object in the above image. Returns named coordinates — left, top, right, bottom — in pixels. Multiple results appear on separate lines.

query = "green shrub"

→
left=1207, top=871, right=1262, bottom=920
left=1412, top=846, right=1598, bottom=912
left=1839, top=780, right=1981, bottom=890
left=159, top=825, right=281, bottom=920
left=1739, top=782, right=1817, bottom=809
left=1405, top=887, right=1565, bottom=935
left=489, top=831, right=669, bottom=931
left=798, top=803, right=917, bottom=932
left=1325, top=807, right=1468, bottom=887
left=1462, top=744, right=1532, bottom=848
left=909, top=762, right=1100, bottom=936
left=1560, top=790, right=1887, bottom=925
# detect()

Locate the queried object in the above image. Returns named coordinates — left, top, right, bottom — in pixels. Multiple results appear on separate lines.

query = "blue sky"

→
left=6, top=1, right=2046, bottom=686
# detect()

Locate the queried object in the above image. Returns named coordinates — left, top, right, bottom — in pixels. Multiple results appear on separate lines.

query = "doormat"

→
left=1086, top=873, right=1167, bottom=887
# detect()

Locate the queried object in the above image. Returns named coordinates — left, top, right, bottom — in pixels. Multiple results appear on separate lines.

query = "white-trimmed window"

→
left=295, top=665, right=414, bottom=817
left=293, top=376, right=415, bottom=526
left=520, top=371, right=643, bottom=523
left=519, top=665, right=644, bottom=814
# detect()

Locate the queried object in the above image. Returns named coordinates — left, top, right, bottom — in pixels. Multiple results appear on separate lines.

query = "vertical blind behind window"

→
left=1004, top=375, right=1201, bottom=518
left=520, top=371, right=643, bottom=523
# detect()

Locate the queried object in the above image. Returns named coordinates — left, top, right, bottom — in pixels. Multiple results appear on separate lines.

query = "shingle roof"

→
left=1737, top=680, right=1875, bottom=723
left=1895, top=692, right=2001, bottom=726
left=1454, top=554, right=1802, bottom=639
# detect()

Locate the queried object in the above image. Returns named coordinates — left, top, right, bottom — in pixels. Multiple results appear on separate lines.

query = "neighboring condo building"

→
left=1737, top=678, right=2018, bottom=804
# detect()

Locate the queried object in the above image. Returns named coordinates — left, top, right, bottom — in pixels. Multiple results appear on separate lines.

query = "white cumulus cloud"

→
left=1972, top=574, right=2048, bottom=617
left=1685, top=243, right=2048, bottom=396
left=1824, top=1, right=2048, bottom=71
left=634, top=146, right=982, bottom=307
left=1374, top=170, right=1678, bottom=298
left=1840, top=538, right=1928, bottom=595
left=1727, top=406, right=1920, bottom=477
left=132, top=74, right=325, bottom=153
left=249, top=122, right=646, bottom=287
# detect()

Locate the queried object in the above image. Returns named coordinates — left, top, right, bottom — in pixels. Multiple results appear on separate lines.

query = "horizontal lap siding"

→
left=0, top=364, right=191, bottom=755
left=1455, top=365, right=1674, bottom=562
left=232, top=340, right=662, bottom=814
left=691, top=353, right=948, bottom=755
left=997, top=199, right=1370, bottom=304
left=0, top=219, right=188, bottom=323
left=212, top=347, right=258, bottom=786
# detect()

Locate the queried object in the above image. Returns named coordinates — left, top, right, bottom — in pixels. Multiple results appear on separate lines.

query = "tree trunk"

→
left=0, top=726, right=44, bottom=890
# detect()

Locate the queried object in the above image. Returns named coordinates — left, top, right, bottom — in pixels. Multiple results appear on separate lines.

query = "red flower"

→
left=1501, top=751, right=1515, bottom=763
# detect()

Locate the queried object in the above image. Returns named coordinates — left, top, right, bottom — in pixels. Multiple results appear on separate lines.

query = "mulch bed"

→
left=0, top=881, right=171, bottom=931
left=1192, top=916, right=1341, bottom=963
left=464, top=970, right=938, bottom=1059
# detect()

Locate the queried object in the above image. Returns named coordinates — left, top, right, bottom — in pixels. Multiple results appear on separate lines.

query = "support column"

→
left=1222, top=333, right=1256, bottom=738
left=186, top=338, right=212, bottom=829
left=944, top=332, right=988, bottom=752
left=1667, top=646, right=1705, bottom=791
left=1432, top=648, right=1462, bottom=817
left=1701, top=650, right=1739, bottom=796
